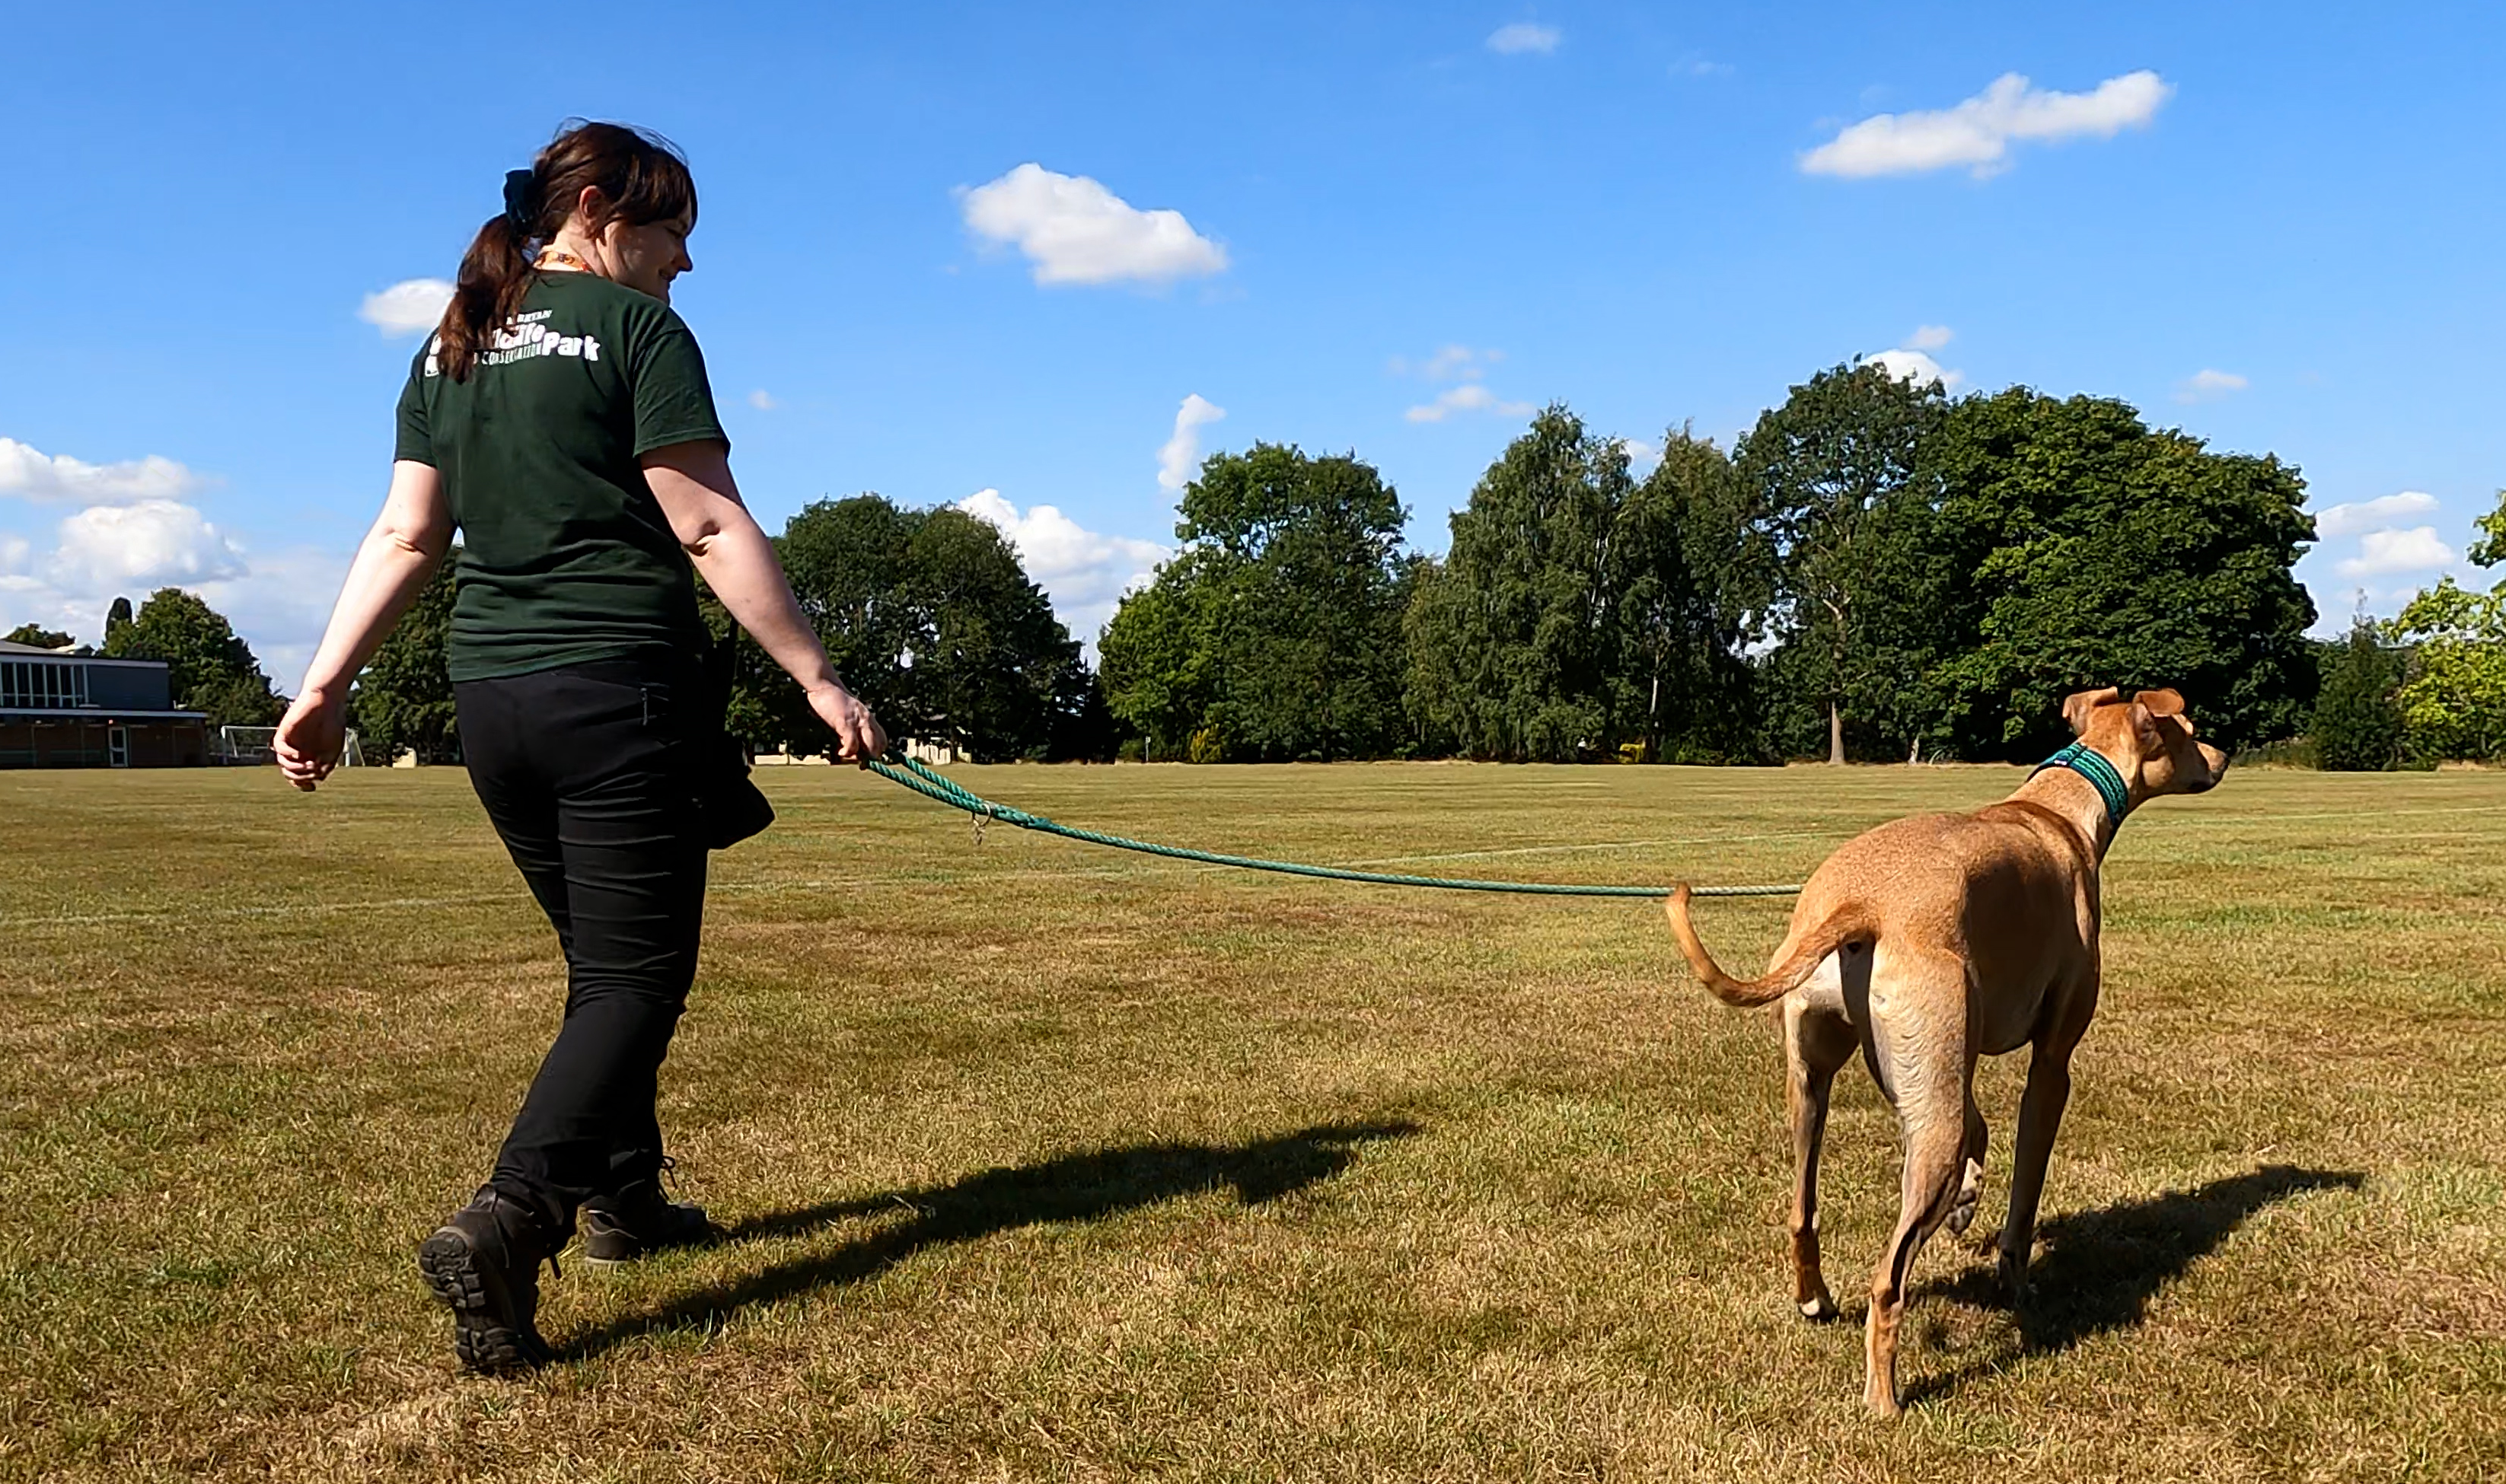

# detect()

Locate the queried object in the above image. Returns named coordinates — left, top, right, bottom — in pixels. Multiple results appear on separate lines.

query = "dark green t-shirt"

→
left=394, top=272, right=728, bottom=683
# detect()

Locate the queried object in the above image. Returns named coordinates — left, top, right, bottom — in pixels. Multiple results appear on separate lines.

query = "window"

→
left=0, top=660, right=89, bottom=710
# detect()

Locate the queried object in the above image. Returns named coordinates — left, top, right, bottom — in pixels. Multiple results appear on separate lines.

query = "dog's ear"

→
left=2127, top=700, right=2160, bottom=752
left=2062, top=686, right=2122, bottom=735
left=2132, top=687, right=2187, bottom=718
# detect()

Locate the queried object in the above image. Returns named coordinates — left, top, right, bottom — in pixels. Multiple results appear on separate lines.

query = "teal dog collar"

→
left=2033, top=740, right=2131, bottom=831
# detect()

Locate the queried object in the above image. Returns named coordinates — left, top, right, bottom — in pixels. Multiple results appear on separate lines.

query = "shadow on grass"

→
left=561, top=1119, right=1419, bottom=1361
left=1902, top=1162, right=2364, bottom=1404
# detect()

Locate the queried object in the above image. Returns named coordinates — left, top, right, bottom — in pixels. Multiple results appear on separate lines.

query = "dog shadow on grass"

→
left=560, top=1119, right=1420, bottom=1361
left=1901, top=1162, right=2364, bottom=1405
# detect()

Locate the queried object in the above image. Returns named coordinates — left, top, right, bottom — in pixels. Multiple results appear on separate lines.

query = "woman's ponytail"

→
left=431, top=122, right=697, bottom=383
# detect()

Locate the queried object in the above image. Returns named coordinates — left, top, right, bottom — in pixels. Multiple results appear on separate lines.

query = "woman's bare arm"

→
left=273, top=460, right=453, bottom=790
left=639, top=439, right=888, bottom=762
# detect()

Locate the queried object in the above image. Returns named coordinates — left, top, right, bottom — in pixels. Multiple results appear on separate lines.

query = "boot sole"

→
left=417, top=1228, right=551, bottom=1372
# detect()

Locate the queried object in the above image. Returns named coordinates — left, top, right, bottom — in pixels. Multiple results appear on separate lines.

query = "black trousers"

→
left=454, top=658, right=708, bottom=1240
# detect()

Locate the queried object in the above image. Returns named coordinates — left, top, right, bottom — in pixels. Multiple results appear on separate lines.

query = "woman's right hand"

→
left=807, top=681, right=888, bottom=765
left=273, top=686, right=348, bottom=791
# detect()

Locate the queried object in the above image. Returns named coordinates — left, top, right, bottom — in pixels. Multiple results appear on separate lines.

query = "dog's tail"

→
left=1666, top=885, right=1873, bottom=1008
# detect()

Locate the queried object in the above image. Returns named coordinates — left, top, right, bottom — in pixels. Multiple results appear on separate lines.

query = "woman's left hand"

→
left=273, top=686, right=348, bottom=791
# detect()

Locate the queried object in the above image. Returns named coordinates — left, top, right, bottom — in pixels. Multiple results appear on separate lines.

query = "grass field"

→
left=3, top=760, right=2502, bottom=1481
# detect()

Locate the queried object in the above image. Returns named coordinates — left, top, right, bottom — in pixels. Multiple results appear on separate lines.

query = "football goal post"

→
left=214, top=726, right=363, bottom=767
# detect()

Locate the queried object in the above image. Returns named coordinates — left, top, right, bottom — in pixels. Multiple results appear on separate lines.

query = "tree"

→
left=100, top=588, right=284, bottom=727
left=776, top=495, right=1099, bottom=761
left=2311, top=618, right=2404, bottom=770
left=1917, top=391, right=2317, bottom=757
left=1095, top=556, right=1220, bottom=760
left=104, top=597, right=133, bottom=646
left=3, top=624, right=72, bottom=649
left=1103, top=443, right=1412, bottom=761
left=1618, top=428, right=1767, bottom=761
left=1404, top=408, right=1634, bottom=762
left=1736, top=364, right=1949, bottom=763
left=351, top=553, right=460, bottom=763
left=2383, top=578, right=2506, bottom=763
left=2468, top=488, right=2506, bottom=568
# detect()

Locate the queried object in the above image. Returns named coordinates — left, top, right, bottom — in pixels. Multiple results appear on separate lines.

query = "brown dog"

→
left=1665, top=686, right=2228, bottom=1416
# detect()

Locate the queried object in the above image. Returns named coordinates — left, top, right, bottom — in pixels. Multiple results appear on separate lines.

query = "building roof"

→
left=0, top=639, right=78, bottom=655
left=0, top=707, right=206, bottom=721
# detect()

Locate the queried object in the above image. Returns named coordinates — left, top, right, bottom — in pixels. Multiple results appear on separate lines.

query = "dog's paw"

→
left=1796, top=1286, right=1840, bottom=1322
left=1946, top=1156, right=1985, bottom=1236
left=1996, top=1248, right=2032, bottom=1305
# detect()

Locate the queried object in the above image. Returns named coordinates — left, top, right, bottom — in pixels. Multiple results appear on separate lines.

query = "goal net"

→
left=215, top=726, right=363, bottom=767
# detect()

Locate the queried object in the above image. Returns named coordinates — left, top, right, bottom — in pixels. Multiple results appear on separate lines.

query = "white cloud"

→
left=2314, top=491, right=2439, bottom=540
left=0, top=509, right=347, bottom=687
left=1863, top=348, right=1964, bottom=390
left=959, top=164, right=1229, bottom=287
left=359, top=278, right=455, bottom=336
left=2337, top=526, right=2457, bottom=578
left=956, top=489, right=1170, bottom=646
left=1674, top=52, right=1731, bottom=78
left=748, top=389, right=780, bottom=412
left=1801, top=70, right=2173, bottom=179
left=1621, top=438, right=1661, bottom=472
left=1391, top=344, right=1503, bottom=382
left=1157, top=394, right=1227, bottom=492
left=48, top=500, right=247, bottom=591
left=1405, top=384, right=1537, bottom=423
left=1487, top=22, right=1561, bottom=55
left=0, top=437, right=203, bottom=505
left=1908, top=324, right=1954, bottom=351
left=2174, top=368, right=2249, bottom=404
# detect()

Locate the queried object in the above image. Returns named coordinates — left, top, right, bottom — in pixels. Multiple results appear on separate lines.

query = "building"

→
left=0, top=640, right=208, bottom=768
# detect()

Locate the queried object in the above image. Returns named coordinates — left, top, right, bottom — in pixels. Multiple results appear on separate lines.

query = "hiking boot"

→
left=416, top=1186, right=556, bottom=1372
left=580, top=1167, right=719, bottom=1266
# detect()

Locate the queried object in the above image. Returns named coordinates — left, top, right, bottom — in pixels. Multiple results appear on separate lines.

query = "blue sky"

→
left=5, top=2, right=2501, bottom=683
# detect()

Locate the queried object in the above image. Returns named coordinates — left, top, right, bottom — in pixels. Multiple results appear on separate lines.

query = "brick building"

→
left=0, top=639, right=208, bottom=768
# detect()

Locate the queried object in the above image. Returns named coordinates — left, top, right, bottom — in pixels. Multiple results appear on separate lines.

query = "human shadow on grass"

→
left=560, top=1119, right=1420, bottom=1360
left=1900, top=1163, right=2364, bottom=1405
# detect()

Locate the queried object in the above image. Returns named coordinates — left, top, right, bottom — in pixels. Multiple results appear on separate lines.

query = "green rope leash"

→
left=862, top=755, right=1803, bottom=899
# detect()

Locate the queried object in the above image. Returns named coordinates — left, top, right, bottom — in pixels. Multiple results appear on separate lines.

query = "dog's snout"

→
left=2192, top=741, right=2230, bottom=791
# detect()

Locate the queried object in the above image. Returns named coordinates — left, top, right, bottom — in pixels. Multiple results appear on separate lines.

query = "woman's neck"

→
left=537, top=227, right=611, bottom=278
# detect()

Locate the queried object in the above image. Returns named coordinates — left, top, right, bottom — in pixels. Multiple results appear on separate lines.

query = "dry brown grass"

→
left=1, top=761, right=2500, bottom=1482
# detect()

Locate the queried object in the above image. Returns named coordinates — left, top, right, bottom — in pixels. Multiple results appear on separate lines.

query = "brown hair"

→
left=434, top=120, right=698, bottom=381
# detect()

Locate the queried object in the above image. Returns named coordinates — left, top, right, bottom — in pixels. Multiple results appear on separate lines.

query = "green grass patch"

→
left=1, top=763, right=2501, bottom=1480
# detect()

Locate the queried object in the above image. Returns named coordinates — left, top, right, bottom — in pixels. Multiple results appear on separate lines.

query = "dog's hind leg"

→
left=1950, top=1094, right=1988, bottom=1239
left=1784, top=997, right=1856, bottom=1321
left=1860, top=961, right=1975, bottom=1419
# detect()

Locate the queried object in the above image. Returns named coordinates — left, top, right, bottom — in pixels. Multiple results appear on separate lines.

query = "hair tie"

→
left=502, top=168, right=537, bottom=238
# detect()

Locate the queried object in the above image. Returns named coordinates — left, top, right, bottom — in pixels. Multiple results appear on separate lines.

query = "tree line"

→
left=1107, top=363, right=2328, bottom=763
left=37, top=359, right=2502, bottom=769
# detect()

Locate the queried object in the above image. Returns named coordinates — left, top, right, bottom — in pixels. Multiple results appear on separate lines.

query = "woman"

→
left=274, top=120, right=885, bottom=1372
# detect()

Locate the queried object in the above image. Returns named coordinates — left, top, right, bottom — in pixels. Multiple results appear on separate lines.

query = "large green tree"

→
left=776, top=495, right=1100, bottom=762
left=1403, top=409, right=1632, bottom=762
left=2383, top=496, right=2506, bottom=763
left=1918, top=390, right=2318, bottom=756
left=1736, top=363, right=1950, bottom=763
left=1404, top=408, right=1754, bottom=762
left=101, top=588, right=283, bottom=727
left=350, top=553, right=460, bottom=763
left=1102, top=443, right=1411, bottom=761
left=2311, top=617, right=2406, bottom=771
